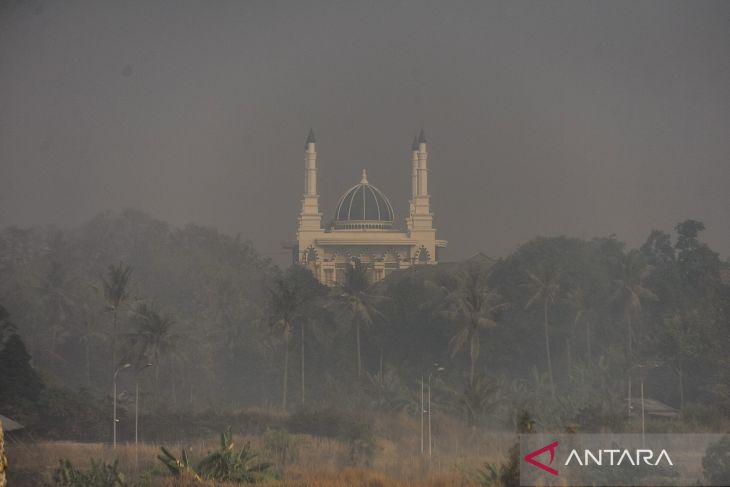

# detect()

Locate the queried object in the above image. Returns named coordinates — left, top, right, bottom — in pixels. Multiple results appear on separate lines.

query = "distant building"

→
left=0, top=414, right=23, bottom=432
left=285, top=129, right=447, bottom=285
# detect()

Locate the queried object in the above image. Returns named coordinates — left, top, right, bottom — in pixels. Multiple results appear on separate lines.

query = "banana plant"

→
left=157, top=427, right=273, bottom=483
left=157, top=446, right=201, bottom=481
left=197, top=427, right=273, bottom=482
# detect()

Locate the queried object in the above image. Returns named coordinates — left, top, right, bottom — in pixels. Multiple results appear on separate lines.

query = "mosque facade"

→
left=288, top=129, right=447, bottom=285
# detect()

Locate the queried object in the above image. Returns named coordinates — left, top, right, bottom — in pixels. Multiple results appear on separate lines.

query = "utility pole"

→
left=420, top=376, right=424, bottom=455
left=427, top=364, right=444, bottom=461
left=641, top=380, right=645, bottom=447
left=135, top=363, right=153, bottom=469
left=113, top=363, right=131, bottom=449
left=428, top=373, right=432, bottom=459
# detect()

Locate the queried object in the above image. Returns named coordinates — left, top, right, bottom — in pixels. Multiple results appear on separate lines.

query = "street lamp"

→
left=113, top=363, right=131, bottom=449
left=135, top=362, right=153, bottom=470
left=629, top=361, right=660, bottom=446
left=420, top=376, right=424, bottom=455
left=420, top=363, right=445, bottom=458
left=428, top=364, right=445, bottom=459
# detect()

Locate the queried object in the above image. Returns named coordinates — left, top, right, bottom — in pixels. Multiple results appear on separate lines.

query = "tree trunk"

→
left=379, top=349, right=383, bottom=383
left=282, top=336, right=289, bottom=411
left=154, top=351, right=161, bottom=396
left=628, top=376, right=632, bottom=418
left=678, top=365, right=684, bottom=417
left=51, top=324, right=58, bottom=354
left=566, top=337, right=572, bottom=372
left=112, top=308, right=118, bottom=373
left=85, top=339, right=91, bottom=387
left=586, top=320, right=592, bottom=363
left=300, top=325, right=305, bottom=405
left=627, top=312, right=633, bottom=355
left=544, top=300, right=555, bottom=399
left=172, top=359, right=177, bottom=410
left=356, top=320, right=362, bottom=378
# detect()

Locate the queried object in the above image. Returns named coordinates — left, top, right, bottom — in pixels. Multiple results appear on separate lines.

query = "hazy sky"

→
left=1, top=0, right=728, bottom=264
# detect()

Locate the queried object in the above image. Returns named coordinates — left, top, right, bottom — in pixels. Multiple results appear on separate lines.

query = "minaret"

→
left=298, top=129, right=322, bottom=233
left=407, top=129, right=435, bottom=236
left=414, top=129, right=431, bottom=216
left=409, top=135, right=418, bottom=214
left=305, top=128, right=317, bottom=196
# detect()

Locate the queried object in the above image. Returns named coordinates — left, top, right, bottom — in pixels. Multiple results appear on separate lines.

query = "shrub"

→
left=52, top=458, right=125, bottom=487
left=286, top=407, right=372, bottom=439
left=158, top=427, right=275, bottom=483
left=262, top=428, right=299, bottom=467
left=340, top=420, right=378, bottom=467
left=38, top=388, right=112, bottom=441
left=703, top=435, right=730, bottom=485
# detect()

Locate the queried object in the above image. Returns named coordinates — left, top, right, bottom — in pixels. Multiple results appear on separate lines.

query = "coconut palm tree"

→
left=451, top=372, right=505, bottom=426
left=526, top=264, right=561, bottom=399
left=565, top=286, right=595, bottom=365
left=332, top=258, right=386, bottom=379
left=612, top=250, right=657, bottom=355
left=269, top=266, right=324, bottom=410
left=129, top=303, right=179, bottom=393
left=443, top=264, right=508, bottom=386
left=101, top=263, right=132, bottom=369
left=76, top=303, right=105, bottom=387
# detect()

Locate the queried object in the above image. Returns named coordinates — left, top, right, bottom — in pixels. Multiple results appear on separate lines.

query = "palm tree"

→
left=565, top=286, right=594, bottom=365
left=269, top=280, right=295, bottom=412
left=444, top=264, right=508, bottom=386
left=451, top=372, right=505, bottom=426
left=612, top=250, right=657, bottom=355
left=77, top=303, right=105, bottom=387
left=332, top=259, right=386, bottom=379
left=102, top=263, right=132, bottom=370
left=129, top=303, right=179, bottom=392
left=269, top=266, right=324, bottom=410
left=35, top=261, right=76, bottom=355
left=525, top=264, right=561, bottom=399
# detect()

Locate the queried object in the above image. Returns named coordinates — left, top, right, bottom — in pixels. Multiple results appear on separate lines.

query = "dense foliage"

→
left=0, top=210, right=728, bottom=440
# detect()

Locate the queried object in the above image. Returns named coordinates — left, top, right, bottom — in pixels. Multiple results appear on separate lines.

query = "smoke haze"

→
left=1, top=0, right=728, bottom=262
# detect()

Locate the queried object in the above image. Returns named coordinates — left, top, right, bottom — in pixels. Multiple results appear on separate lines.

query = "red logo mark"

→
left=524, top=440, right=559, bottom=476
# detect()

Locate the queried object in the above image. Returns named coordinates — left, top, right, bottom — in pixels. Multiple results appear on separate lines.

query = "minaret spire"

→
left=305, top=129, right=317, bottom=196
left=410, top=135, right=419, bottom=208
left=417, top=128, right=428, bottom=198
left=305, top=128, right=316, bottom=147
left=406, top=129, right=434, bottom=236
left=298, top=129, right=322, bottom=233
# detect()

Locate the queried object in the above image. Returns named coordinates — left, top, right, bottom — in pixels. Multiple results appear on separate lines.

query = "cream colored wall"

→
left=293, top=133, right=446, bottom=285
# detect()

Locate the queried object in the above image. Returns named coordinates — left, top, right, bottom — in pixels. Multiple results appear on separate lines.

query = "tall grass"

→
left=5, top=412, right=511, bottom=486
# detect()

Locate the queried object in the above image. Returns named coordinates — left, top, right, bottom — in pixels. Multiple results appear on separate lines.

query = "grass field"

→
left=5, top=414, right=512, bottom=486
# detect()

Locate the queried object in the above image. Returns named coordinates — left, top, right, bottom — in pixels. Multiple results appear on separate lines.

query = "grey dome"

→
left=333, top=170, right=394, bottom=229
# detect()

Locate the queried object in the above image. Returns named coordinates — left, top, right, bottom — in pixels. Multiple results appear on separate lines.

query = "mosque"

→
left=287, top=129, right=447, bottom=285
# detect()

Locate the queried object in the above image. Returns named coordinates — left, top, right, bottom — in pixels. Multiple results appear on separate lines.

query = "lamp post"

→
left=427, top=364, right=445, bottom=460
left=113, top=363, right=131, bottom=449
left=420, top=376, right=424, bottom=455
left=630, top=361, right=659, bottom=447
left=135, top=363, right=153, bottom=470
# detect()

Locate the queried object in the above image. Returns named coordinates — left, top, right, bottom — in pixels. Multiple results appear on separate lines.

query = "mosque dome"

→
left=333, top=170, right=395, bottom=229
